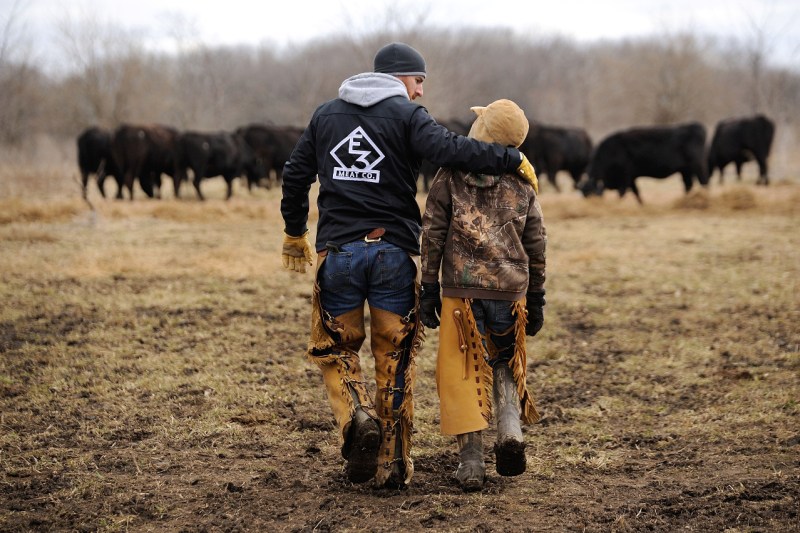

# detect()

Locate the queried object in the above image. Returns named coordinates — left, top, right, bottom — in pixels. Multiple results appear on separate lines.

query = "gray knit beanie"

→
left=373, top=42, right=426, bottom=78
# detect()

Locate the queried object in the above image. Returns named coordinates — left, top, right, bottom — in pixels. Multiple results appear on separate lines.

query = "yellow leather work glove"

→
left=516, top=153, right=539, bottom=194
left=282, top=231, right=314, bottom=273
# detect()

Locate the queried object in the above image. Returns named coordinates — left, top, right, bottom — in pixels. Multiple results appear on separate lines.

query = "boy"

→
left=419, top=99, right=546, bottom=491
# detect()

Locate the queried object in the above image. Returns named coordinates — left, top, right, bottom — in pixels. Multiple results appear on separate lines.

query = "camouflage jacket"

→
left=420, top=169, right=546, bottom=301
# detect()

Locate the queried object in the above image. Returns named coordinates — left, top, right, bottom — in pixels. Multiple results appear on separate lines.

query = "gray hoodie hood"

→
left=339, top=72, right=409, bottom=107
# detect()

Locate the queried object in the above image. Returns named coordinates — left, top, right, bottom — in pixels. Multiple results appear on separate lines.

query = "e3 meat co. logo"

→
left=330, top=127, right=385, bottom=183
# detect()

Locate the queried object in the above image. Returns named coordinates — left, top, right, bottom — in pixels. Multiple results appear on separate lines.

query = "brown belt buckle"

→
left=364, top=228, right=385, bottom=243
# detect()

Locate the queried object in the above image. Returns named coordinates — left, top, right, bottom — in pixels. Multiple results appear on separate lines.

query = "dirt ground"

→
left=1, top=176, right=799, bottom=532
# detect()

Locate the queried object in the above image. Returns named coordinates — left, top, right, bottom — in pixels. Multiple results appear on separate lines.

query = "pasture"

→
left=1, top=168, right=799, bottom=531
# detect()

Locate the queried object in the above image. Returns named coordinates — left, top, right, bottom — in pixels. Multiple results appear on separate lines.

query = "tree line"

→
left=1, top=5, right=798, bottom=175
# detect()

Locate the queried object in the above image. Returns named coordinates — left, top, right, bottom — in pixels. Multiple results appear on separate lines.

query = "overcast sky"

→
left=4, top=0, right=799, bottom=70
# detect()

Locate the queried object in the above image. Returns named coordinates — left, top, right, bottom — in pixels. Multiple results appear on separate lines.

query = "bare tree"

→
left=743, top=13, right=772, bottom=114
left=640, top=33, right=716, bottom=125
left=0, top=0, right=43, bottom=144
left=55, top=7, right=156, bottom=130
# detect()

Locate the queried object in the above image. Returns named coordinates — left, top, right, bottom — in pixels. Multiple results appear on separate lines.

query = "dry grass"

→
left=1, top=168, right=799, bottom=531
left=0, top=198, right=85, bottom=225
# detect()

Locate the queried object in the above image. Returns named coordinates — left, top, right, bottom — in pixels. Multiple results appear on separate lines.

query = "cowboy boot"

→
left=493, top=363, right=526, bottom=476
left=342, top=388, right=382, bottom=483
left=455, top=431, right=485, bottom=491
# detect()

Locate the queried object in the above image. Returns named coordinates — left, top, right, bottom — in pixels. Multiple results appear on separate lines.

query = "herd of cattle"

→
left=474, top=114, right=773, bottom=203
left=78, top=114, right=775, bottom=203
left=78, top=123, right=303, bottom=201
left=582, top=115, right=775, bottom=202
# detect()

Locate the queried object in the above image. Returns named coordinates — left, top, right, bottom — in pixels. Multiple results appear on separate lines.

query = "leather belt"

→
left=364, top=228, right=385, bottom=242
left=319, top=228, right=386, bottom=257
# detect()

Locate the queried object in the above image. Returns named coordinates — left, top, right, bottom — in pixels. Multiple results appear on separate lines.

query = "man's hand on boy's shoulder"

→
left=516, top=153, right=539, bottom=194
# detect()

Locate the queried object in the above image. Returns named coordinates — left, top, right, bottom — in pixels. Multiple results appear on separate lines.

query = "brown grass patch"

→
left=672, top=188, right=711, bottom=210
left=143, top=198, right=279, bottom=222
left=718, top=186, right=757, bottom=210
left=0, top=160, right=80, bottom=200
left=0, top=198, right=85, bottom=224
left=0, top=227, right=59, bottom=243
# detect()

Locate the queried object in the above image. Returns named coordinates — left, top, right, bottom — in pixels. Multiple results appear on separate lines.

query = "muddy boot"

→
left=455, top=431, right=485, bottom=491
left=493, top=363, right=526, bottom=476
left=343, top=403, right=381, bottom=483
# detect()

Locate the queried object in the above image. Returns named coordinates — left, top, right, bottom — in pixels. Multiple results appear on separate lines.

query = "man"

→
left=280, top=42, right=538, bottom=489
left=419, top=99, right=546, bottom=491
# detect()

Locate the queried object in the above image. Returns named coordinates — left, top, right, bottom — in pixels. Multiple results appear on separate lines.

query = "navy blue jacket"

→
left=281, top=73, right=522, bottom=255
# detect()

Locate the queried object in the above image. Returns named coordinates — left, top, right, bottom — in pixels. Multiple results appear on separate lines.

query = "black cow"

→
left=418, top=118, right=472, bottom=192
left=179, top=131, right=257, bottom=200
left=77, top=126, right=122, bottom=199
left=519, top=124, right=592, bottom=193
left=236, top=124, right=303, bottom=190
left=708, top=114, right=775, bottom=186
left=581, top=122, right=708, bottom=204
left=111, top=124, right=182, bottom=200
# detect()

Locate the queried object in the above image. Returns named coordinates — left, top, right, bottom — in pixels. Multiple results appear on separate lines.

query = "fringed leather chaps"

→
left=436, top=297, right=494, bottom=436
left=369, top=304, right=421, bottom=487
left=491, top=300, right=540, bottom=426
left=436, top=298, right=539, bottom=436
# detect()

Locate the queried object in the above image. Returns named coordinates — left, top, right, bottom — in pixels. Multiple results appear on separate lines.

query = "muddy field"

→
left=1, top=175, right=799, bottom=532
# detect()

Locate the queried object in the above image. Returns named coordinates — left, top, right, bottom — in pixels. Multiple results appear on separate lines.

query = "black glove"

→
left=525, top=291, right=546, bottom=337
left=419, top=281, right=442, bottom=329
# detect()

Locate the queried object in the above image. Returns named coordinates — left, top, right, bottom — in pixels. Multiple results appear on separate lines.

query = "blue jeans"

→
left=470, top=299, right=517, bottom=366
left=319, top=240, right=416, bottom=317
